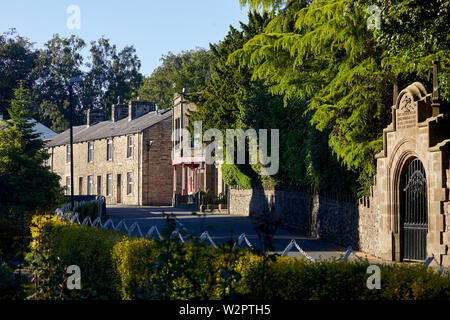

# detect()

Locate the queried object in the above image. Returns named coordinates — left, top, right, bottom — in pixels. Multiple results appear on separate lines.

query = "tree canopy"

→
left=138, top=49, right=214, bottom=110
left=0, top=83, right=64, bottom=213
left=229, top=0, right=449, bottom=193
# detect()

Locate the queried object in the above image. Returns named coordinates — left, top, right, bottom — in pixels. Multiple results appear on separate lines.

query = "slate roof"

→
left=46, top=108, right=172, bottom=147
left=1, top=118, right=57, bottom=141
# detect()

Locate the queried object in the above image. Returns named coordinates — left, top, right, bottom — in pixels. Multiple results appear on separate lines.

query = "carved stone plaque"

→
left=396, top=93, right=417, bottom=130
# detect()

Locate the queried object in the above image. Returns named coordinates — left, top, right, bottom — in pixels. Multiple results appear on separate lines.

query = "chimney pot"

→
left=128, top=99, right=154, bottom=121
left=87, top=108, right=104, bottom=127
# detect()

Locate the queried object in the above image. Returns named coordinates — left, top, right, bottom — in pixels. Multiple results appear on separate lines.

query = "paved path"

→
left=106, top=205, right=363, bottom=262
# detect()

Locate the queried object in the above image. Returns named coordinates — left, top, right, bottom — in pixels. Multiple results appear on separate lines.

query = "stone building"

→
left=172, top=92, right=226, bottom=206
left=359, top=77, right=450, bottom=266
left=46, top=98, right=173, bottom=206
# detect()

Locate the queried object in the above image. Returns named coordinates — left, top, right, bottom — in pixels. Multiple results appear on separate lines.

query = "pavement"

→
left=106, top=205, right=368, bottom=262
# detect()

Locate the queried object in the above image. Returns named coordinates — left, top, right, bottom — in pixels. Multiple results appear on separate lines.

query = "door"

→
left=401, top=158, right=427, bottom=261
left=117, top=174, right=122, bottom=204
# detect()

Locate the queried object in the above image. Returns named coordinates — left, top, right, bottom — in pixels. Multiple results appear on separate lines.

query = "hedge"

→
left=0, top=259, right=15, bottom=300
left=29, top=215, right=450, bottom=300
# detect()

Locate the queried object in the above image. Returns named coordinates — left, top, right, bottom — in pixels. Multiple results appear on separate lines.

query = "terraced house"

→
left=45, top=98, right=173, bottom=206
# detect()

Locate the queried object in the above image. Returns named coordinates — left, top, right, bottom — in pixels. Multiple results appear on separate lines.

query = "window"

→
left=174, top=118, right=180, bottom=149
left=127, top=136, right=134, bottom=158
left=107, top=139, right=113, bottom=161
left=127, top=172, right=133, bottom=195
left=66, top=145, right=71, bottom=163
left=79, top=177, right=83, bottom=195
left=106, top=174, right=112, bottom=196
left=66, top=176, right=71, bottom=195
left=87, top=176, right=93, bottom=195
left=97, top=176, right=102, bottom=196
left=88, top=142, right=94, bottom=163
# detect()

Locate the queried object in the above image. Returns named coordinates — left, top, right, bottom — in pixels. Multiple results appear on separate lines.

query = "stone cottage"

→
left=45, top=98, right=173, bottom=206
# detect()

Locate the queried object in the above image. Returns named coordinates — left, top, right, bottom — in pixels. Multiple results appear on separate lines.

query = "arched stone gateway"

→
left=358, top=78, right=450, bottom=266
left=400, top=158, right=427, bottom=261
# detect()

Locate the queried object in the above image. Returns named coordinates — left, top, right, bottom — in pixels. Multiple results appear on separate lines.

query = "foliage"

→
left=30, top=217, right=450, bottom=300
left=0, top=83, right=64, bottom=213
left=221, top=164, right=253, bottom=189
left=186, top=10, right=354, bottom=192
left=359, top=0, right=450, bottom=101
left=232, top=0, right=450, bottom=194
left=230, top=0, right=395, bottom=194
left=0, top=258, right=15, bottom=300
left=29, top=215, right=126, bottom=299
left=74, top=201, right=100, bottom=221
left=138, top=49, right=214, bottom=110
left=81, top=37, right=143, bottom=117
left=32, top=35, right=143, bottom=131
left=0, top=29, right=38, bottom=119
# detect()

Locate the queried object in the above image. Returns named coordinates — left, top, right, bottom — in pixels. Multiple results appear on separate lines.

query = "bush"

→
left=30, top=215, right=126, bottom=299
left=0, top=259, right=15, bottom=300
left=0, top=215, right=25, bottom=259
left=74, top=201, right=99, bottom=221
left=221, top=164, right=253, bottom=189
left=30, top=216, right=450, bottom=300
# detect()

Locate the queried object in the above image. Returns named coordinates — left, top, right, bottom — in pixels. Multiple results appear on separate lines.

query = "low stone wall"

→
left=229, top=188, right=379, bottom=253
left=229, top=188, right=311, bottom=234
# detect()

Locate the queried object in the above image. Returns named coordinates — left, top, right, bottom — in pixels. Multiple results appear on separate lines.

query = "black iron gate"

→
left=402, top=158, right=428, bottom=261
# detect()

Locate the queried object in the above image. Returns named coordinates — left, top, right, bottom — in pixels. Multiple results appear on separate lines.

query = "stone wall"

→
left=229, top=188, right=373, bottom=250
left=142, top=116, right=173, bottom=206
left=229, top=188, right=379, bottom=254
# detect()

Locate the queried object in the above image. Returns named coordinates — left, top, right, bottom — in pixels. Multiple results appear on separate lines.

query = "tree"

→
left=32, top=35, right=143, bottom=132
left=360, top=0, right=450, bottom=101
left=187, top=10, right=355, bottom=190
left=0, top=29, right=38, bottom=118
left=0, top=83, right=64, bottom=213
left=231, top=0, right=395, bottom=193
left=139, top=49, right=214, bottom=109
left=82, top=37, right=143, bottom=116
left=31, top=34, right=85, bottom=131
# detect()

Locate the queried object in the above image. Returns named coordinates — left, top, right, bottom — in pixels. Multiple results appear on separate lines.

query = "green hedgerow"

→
left=29, top=216, right=450, bottom=300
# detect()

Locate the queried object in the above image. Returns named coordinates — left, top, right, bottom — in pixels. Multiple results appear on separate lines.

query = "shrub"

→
left=74, top=201, right=99, bottom=221
left=29, top=216, right=450, bottom=300
left=221, top=164, right=253, bottom=189
left=0, top=259, right=15, bottom=300
left=29, top=215, right=126, bottom=299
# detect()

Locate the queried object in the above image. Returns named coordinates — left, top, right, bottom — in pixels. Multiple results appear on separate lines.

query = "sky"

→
left=0, top=1, right=250, bottom=76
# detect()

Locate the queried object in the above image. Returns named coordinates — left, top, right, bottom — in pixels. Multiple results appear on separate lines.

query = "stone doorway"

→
left=400, top=158, right=428, bottom=261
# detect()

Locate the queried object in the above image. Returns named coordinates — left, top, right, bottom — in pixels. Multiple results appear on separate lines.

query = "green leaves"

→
left=231, top=0, right=394, bottom=193
left=138, top=49, right=214, bottom=110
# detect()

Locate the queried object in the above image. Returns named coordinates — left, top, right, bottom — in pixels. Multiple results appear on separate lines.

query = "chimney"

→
left=155, top=104, right=159, bottom=115
left=87, top=108, right=104, bottom=127
left=431, top=61, right=440, bottom=116
left=128, top=99, right=154, bottom=121
left=112, top=96, right=128, bottom=122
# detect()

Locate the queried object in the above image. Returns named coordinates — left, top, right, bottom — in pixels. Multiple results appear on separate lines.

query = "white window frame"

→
left=106, top=174, right=112, bottom=196
left=88, top=142, right=94, bottom=163
left=127, top=172, right=133, bottom=195
left=107, top=139, right=113, bottom=161
left=87, top=175, right=93, bottom=195
left=66, top=145, right=71, bottom=164
left=127, top=136, right=134, bottom=158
